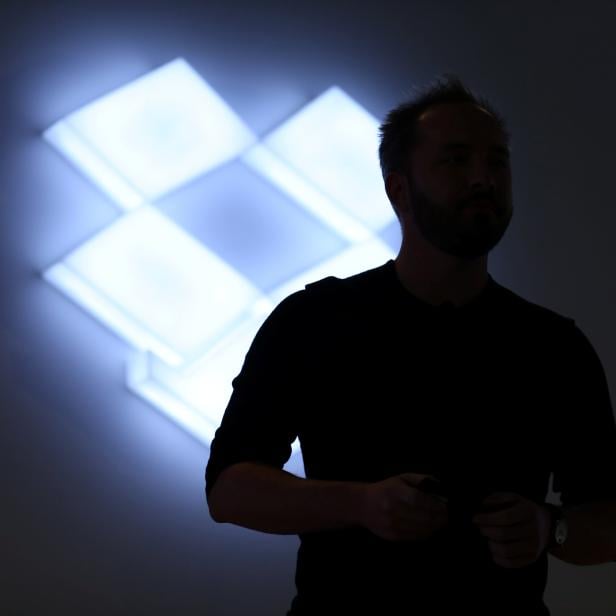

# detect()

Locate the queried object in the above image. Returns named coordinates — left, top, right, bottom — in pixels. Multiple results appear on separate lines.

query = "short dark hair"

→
left=378, top=74, right=510, bottom=180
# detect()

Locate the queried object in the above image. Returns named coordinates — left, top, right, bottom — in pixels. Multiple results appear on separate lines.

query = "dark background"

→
left=2, top=1, right=615, bottom=614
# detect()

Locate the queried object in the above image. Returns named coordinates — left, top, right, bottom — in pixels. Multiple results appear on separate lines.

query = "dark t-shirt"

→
left=205, top=260, right=616, bottom=615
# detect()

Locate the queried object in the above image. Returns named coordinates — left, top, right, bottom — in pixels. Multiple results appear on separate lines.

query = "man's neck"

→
left=394, top=245, right=489, bottom=308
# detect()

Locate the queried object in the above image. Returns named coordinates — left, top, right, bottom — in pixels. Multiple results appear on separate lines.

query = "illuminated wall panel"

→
left=42, top=57, right=396, bottom=458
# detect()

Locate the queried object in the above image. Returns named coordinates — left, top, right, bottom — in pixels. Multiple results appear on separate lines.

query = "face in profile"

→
left=402, top=102, right=513, bottom=259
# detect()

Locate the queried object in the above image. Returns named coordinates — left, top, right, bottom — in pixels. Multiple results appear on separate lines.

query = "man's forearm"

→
left=548, top=500, right=616, bottom=565
left=207, top=462, right=366, bottom=534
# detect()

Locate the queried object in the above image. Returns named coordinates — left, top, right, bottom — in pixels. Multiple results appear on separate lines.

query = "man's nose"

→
left=468, top=159, right=497, bottom=192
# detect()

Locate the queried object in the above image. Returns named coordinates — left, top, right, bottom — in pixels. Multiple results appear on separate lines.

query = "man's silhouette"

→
left=206, top=75, right=616, bottom=615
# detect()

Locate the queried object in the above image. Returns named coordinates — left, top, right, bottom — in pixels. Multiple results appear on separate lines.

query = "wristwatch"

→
left=545, top=503, right=568, bottom=548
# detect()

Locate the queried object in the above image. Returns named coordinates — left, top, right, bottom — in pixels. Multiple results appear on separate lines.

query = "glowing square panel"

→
left=125, top=240, right=393, bottom=452
left=41, top=69, right=396, bottom=454
left=157, top=159, right=348, bottom=293
left=127, top=312, right=305, bottom=477
left=44, top=206, right=265, bottom=366
left=244, top=87, right=395, bottom=235
left=127, top=309, right=271, bottom=443
left=44, top=58, right=256, bottom=210
left=242, top=144, right=372, bottom=243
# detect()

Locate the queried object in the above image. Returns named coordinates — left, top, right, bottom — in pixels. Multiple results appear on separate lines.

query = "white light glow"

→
left=124, top=240, right=393, bottom=461
left=42, top=70, right=396, bottom=455
left=246, top=86, right=394, bottom=232
left=126, top=350, right=221, bottom=446
left=43, top=206, right=265, bottom=365
left=267, top=238, right=396, bottom=305
left=242, top=144, right=372, bottom=243
left=44, top=58, right=256, bottom=210
left=44, top=122, right=144, bottom=209
left=127, top=314, right=305, bottom=477
left=128, top=310, right=270, bottom=431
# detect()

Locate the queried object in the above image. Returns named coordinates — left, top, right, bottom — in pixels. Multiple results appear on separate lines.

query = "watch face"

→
left=556, top=520, right=568, bottom=544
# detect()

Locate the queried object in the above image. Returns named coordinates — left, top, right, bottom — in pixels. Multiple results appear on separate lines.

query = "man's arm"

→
left=207, top=462, right=366, bottom=534
left=548, top=500, right=616, bottom=565
left=207, top=462, right=449, bottom=541
left=549, top=323, right=616, bottom=565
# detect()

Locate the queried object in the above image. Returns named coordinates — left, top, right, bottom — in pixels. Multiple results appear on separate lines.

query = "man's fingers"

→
left=398, top=491, right=447, bottom=516
left=479, top=492, right=521, bottom=511
left=398, top=472, right=440, bottom=487
left=473, top=506, right=532, bottom=527
left=393, top=489, right=449, bottom=530
left=477, top=523, right=530, bottom=544
left=399, top=474, right=449, bottom=503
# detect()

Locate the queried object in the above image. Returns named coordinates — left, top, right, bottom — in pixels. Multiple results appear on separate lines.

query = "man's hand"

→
left=472, top=492, right=552, bottom=568
left=359, top=473, right=449, bottom=542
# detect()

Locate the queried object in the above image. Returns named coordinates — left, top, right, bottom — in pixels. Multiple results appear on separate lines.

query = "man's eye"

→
left=443, top=155, right=467, bottom=164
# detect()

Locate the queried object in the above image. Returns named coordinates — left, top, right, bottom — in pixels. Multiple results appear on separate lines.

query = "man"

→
left=205, top=75, right=616, bottom=615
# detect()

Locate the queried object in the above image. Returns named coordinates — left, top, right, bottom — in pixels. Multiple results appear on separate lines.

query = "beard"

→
left=407, top=178, right=513, bottom=259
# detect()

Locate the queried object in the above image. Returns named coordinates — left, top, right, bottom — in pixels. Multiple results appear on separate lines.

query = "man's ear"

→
left=385, top=171, right=409, bottom=217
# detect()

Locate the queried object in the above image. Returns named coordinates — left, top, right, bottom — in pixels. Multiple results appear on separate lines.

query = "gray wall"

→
left=2, top=1, right=615, bottom=614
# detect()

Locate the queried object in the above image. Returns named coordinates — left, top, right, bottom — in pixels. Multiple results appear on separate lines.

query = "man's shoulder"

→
left=264, top=263, right=387, bottom=323
left=303, top=261, right=389, bottom=298
left=494, top=282, right=576, bottom=334
left=256, top=266, right=385, bottom=345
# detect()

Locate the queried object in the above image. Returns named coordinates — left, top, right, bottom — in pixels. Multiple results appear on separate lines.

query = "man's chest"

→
left=298, top=317, right=557, bottom=485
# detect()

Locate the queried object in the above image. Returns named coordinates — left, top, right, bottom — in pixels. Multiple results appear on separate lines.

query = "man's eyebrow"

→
left=440, top=142, right=511, bottom=156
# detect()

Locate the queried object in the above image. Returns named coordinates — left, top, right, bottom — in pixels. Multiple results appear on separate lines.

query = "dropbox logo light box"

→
left=42, top=58, right=396, bottom=472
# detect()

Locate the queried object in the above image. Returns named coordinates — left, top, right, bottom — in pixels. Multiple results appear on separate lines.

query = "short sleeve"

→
left=205, top=289, right=311, bottom=501
left=552, top=322, right=616, bottom=506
